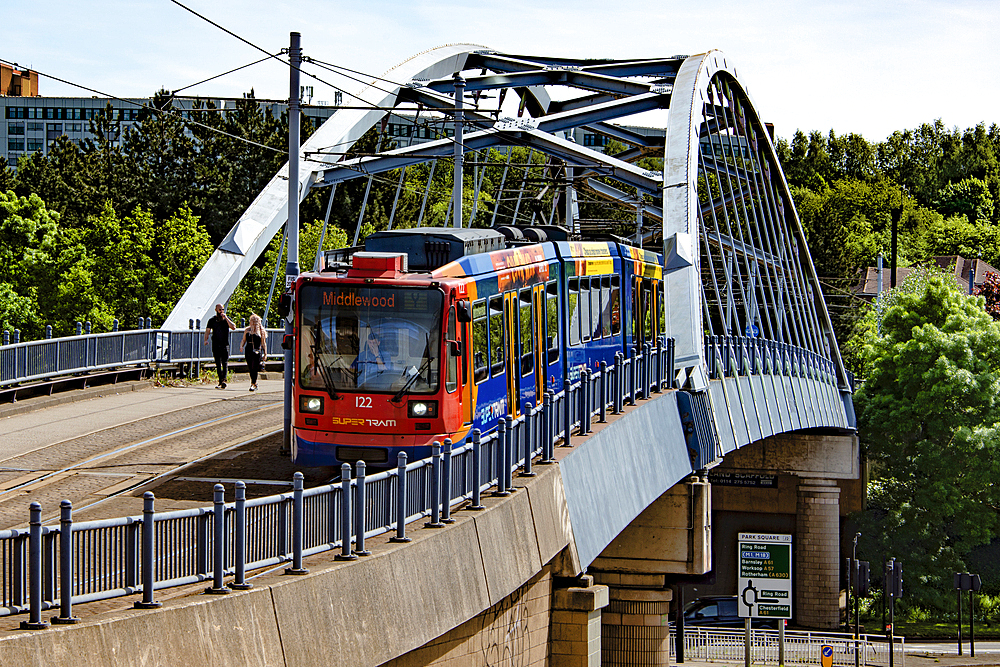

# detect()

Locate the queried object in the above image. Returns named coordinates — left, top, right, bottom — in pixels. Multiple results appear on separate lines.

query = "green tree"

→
left=0, top=190, right=108, bottom=336
left=855, top=274, right=1000, bottom=607
left=936, top=177, right=995, bottom=224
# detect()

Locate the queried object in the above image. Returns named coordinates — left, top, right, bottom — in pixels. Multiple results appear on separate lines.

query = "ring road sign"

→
left=738, top=533, right=792, bottom=619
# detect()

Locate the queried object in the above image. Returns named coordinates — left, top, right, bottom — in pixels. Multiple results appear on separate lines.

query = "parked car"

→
left=681, top=596, right=777, bottom=629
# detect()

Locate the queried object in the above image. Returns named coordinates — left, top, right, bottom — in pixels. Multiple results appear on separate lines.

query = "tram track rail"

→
left=0, top=393, right=298, bottom=530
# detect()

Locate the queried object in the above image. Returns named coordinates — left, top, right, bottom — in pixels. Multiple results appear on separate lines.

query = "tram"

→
left=287, top=226, right=666, bottom=468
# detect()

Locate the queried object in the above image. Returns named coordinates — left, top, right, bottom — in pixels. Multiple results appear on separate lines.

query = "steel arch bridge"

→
left=164, top=45, right=854, bottom=456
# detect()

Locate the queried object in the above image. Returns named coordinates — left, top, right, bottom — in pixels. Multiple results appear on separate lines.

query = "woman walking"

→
left=239, top=314, right=267, bottom=391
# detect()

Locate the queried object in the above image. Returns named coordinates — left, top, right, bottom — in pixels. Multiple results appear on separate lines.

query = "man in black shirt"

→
left=204, top=303, right=236, bottom=388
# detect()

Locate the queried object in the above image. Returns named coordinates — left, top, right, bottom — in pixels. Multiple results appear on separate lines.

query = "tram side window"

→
left=601, top=276, right=612, bottom=338
left=472, top=299, right=489, bottom=383
left=546, top=281, right=559, bottom=364
left=610, top=276, right=621, bottom=335
left=489, top=296, right=505, bottom=377
left=446, top=304, right=458, bottom=393
left=519, top=289, right=533, bottom=376
left=581, top=278, right=592, bottom=343
left=568, top=278, right=581, bottom=346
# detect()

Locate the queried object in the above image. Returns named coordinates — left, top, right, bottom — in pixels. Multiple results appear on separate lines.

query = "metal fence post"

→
left=390, top=452, right=412, bottom=542
left=231, top=481, right=252, bottom=590
left=580, top=370, right=590, bottom=435
left=504, top=415, right=515, bottom=492
left=441, top=439, right=455, bottom=523
left=206, top=484, right=230, bottom=594
left=629, top=346, right=637, bottom=405
left=599, top=361, right=608, bottom=422
left=285, top=472, right=308, bottom=574
left=470, top=429, right=485, bottom=510
left=645, top=342, right=653, bottom=398
left=563, top=378, right=572, bottom=446
left=134, top=492, right=161, bottom=609
left=52, top=501, right=80, bottom=624
left=614, top=353, right=623, bottom=414
left=541, top=391, right=555, bottom=463
left=19, top=502, right=48, bottom=630
left=336, top=463, right=357, bottom=560
left=522, top=403, right=535, bottom=477
left=495, top=420, right=508, bottom=496
left=426, top=442, right=444, bottom=527
left=354, top=460, right=371, bottom=555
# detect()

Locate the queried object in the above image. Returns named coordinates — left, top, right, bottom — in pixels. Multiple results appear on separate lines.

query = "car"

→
left=681, top=596, right=777, bottom=629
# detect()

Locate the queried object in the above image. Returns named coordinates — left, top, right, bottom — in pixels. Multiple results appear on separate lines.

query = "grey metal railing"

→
left=672, top=627, right=905, bottom=666
left=0, top=328, right=285, bottom=389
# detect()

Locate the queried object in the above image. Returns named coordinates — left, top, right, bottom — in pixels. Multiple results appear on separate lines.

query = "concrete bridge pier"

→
left=795, top=478, right=841, bottom=628
left=588, top=475, right=711, bottom=666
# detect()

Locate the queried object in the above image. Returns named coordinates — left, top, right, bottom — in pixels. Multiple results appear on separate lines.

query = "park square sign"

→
left=738, top=533, right=792, bottom=619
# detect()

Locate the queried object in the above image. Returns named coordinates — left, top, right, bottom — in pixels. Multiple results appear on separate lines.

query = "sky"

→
left=4, top=0, right=999, bottom=143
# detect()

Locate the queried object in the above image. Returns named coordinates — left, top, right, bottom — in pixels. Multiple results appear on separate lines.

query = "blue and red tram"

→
left=289, top=226, right=666, bottom=468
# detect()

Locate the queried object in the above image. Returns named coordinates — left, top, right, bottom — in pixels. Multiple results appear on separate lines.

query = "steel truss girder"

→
left=316, top=124, right=661, bottom=195
left=662, top=52, right=849, bottom=400
left=165, top=45, right=851, bottom=420
left=424, top=69, right=653, bottom=97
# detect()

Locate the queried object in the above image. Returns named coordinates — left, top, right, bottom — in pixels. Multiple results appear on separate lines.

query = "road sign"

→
left=821, top=645, right=833, bottom=667
left=738, top=533, right=792, bottom=619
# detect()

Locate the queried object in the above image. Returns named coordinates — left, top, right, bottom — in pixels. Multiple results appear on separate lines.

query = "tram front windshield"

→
left=298, top=284, right=443, bottom=394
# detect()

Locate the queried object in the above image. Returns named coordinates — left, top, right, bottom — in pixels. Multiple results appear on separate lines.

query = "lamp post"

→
left=853, top=532, right=861, bottom=667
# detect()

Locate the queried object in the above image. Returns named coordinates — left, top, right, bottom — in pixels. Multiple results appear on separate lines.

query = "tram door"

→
left=532, top=284, right=546, bottom=400
left=503, top=291, right=520, bottom=418
left=459, top=307, right=473, bottom=426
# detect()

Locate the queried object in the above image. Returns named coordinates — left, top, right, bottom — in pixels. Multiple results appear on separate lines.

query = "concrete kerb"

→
left=0, top=379, right=155, bottom=419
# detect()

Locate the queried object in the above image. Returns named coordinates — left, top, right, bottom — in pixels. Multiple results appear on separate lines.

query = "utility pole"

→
left=282, top=31, right=301, bottom=454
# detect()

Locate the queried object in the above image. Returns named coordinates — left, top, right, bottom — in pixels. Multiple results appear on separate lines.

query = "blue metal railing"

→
left=0, top=340, right=683, bottom=624
left=0, top=335, right=844, bottom=627
left=0, top=328, right=285, bottom=389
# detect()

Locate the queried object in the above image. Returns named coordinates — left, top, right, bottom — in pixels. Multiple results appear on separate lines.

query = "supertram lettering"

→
left=327, top=417, right=398, bottom=428
left=331, top=416, right=366, bottom=426
left=322, top=291, right=396, bottom=308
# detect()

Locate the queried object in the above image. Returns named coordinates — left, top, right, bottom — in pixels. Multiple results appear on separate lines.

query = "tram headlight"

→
left=408, top=400, right=437, bottom=418
left=299, top=395, right=324, bottom=414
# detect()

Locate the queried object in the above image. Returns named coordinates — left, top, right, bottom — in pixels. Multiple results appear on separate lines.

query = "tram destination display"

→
left=738, top=533, right=792, bottom=619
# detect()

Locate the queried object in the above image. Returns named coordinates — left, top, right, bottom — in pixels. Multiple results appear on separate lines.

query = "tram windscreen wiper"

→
left=315, top=359, right=343, bottom=401
left=392, top=334, right=431, bottom=403
left=312, top=320, right=342, bottom=400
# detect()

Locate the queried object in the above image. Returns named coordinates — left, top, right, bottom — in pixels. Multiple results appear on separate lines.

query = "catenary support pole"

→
left=452, top=74, right=465, bottom=228
left=282, top=31, right=302, bottom=455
